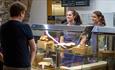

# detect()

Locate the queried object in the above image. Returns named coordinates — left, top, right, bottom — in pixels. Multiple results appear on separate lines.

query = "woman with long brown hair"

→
left=91, top=10, right=106, bottom=55
left=91, top=10, right=106, bottom=26
left=62, top=9, right=82, bottom=25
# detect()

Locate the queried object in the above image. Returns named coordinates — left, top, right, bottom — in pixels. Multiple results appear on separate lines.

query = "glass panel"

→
left=31, top=25, right=115, bottom=70
left=31, top=24, right=104, bottom=70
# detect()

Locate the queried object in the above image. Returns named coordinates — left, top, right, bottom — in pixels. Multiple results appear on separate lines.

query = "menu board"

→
left=61, top=0, right=90, bottom=7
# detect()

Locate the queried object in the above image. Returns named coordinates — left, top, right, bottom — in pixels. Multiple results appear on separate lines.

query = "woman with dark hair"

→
left=62, top=9, right=82, bottom=25
left=91, top=10, right=106, bottom=26
left=60, top=9, right=82, bottom=44
left=91, top=10, right=106, bottom=55
left=72, top=9, right=82, bottom=25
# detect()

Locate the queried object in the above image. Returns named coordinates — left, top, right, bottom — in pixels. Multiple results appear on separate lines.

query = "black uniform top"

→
left=0, top=20, right=33, bottom=68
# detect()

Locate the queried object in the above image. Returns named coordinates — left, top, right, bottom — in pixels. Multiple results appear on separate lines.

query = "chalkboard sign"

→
left=61, top=0, right=90, bottom=7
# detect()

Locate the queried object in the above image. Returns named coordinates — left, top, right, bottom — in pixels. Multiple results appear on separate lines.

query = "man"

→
left=0, top=1, right=36, bottom=70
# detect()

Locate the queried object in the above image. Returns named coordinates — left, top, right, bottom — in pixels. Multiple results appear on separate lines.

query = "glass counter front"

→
left=31, top=24, right=114, bottom=70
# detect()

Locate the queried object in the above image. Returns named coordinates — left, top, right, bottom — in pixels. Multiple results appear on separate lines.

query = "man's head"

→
left=10, top=1, right=27, bottom=20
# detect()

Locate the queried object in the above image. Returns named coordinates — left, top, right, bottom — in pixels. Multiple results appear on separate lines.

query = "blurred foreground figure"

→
left=0, top=1, right=36, bottom=70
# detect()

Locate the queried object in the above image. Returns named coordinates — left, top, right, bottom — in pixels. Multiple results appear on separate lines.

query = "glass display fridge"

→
left=91, top=26, right=115, bottom=70
left=31, top=24, right=114, bottom=70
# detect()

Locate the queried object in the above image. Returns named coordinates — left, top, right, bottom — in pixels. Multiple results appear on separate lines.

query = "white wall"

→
left=29, top=0, right=47, bottom=24
left=74, top=0, right=115, bottom=26
left=76, top=0, right=115, bottom=14
left=29, top=0, right=115, bottom=26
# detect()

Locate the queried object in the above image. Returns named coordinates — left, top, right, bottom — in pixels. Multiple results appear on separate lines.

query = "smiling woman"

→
left=91, top=10, right=106, bottom=26
left=62, top=9, right=82, bottom=25
left=59, top=9, right=82, bottom=45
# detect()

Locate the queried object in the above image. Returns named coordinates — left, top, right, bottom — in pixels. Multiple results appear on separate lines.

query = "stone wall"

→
left=0, top=0, right=32, bottom=23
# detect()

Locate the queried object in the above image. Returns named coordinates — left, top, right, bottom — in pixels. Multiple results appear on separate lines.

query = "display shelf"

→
left=31, top=24, right=115, bottom=70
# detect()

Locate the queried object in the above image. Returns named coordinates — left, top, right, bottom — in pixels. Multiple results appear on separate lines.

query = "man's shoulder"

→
left=0, top=21, right=9, bottom=28
left=1, top=20, right=22, bottom=26
left=23, top=23, right=30, bottom=27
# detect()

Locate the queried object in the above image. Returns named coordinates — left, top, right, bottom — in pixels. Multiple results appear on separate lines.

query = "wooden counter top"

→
left=60, top=61, right=107, bottom=70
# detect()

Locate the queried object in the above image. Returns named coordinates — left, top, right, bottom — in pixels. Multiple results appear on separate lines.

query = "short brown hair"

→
left=10, top=1, right=27, bottom=17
